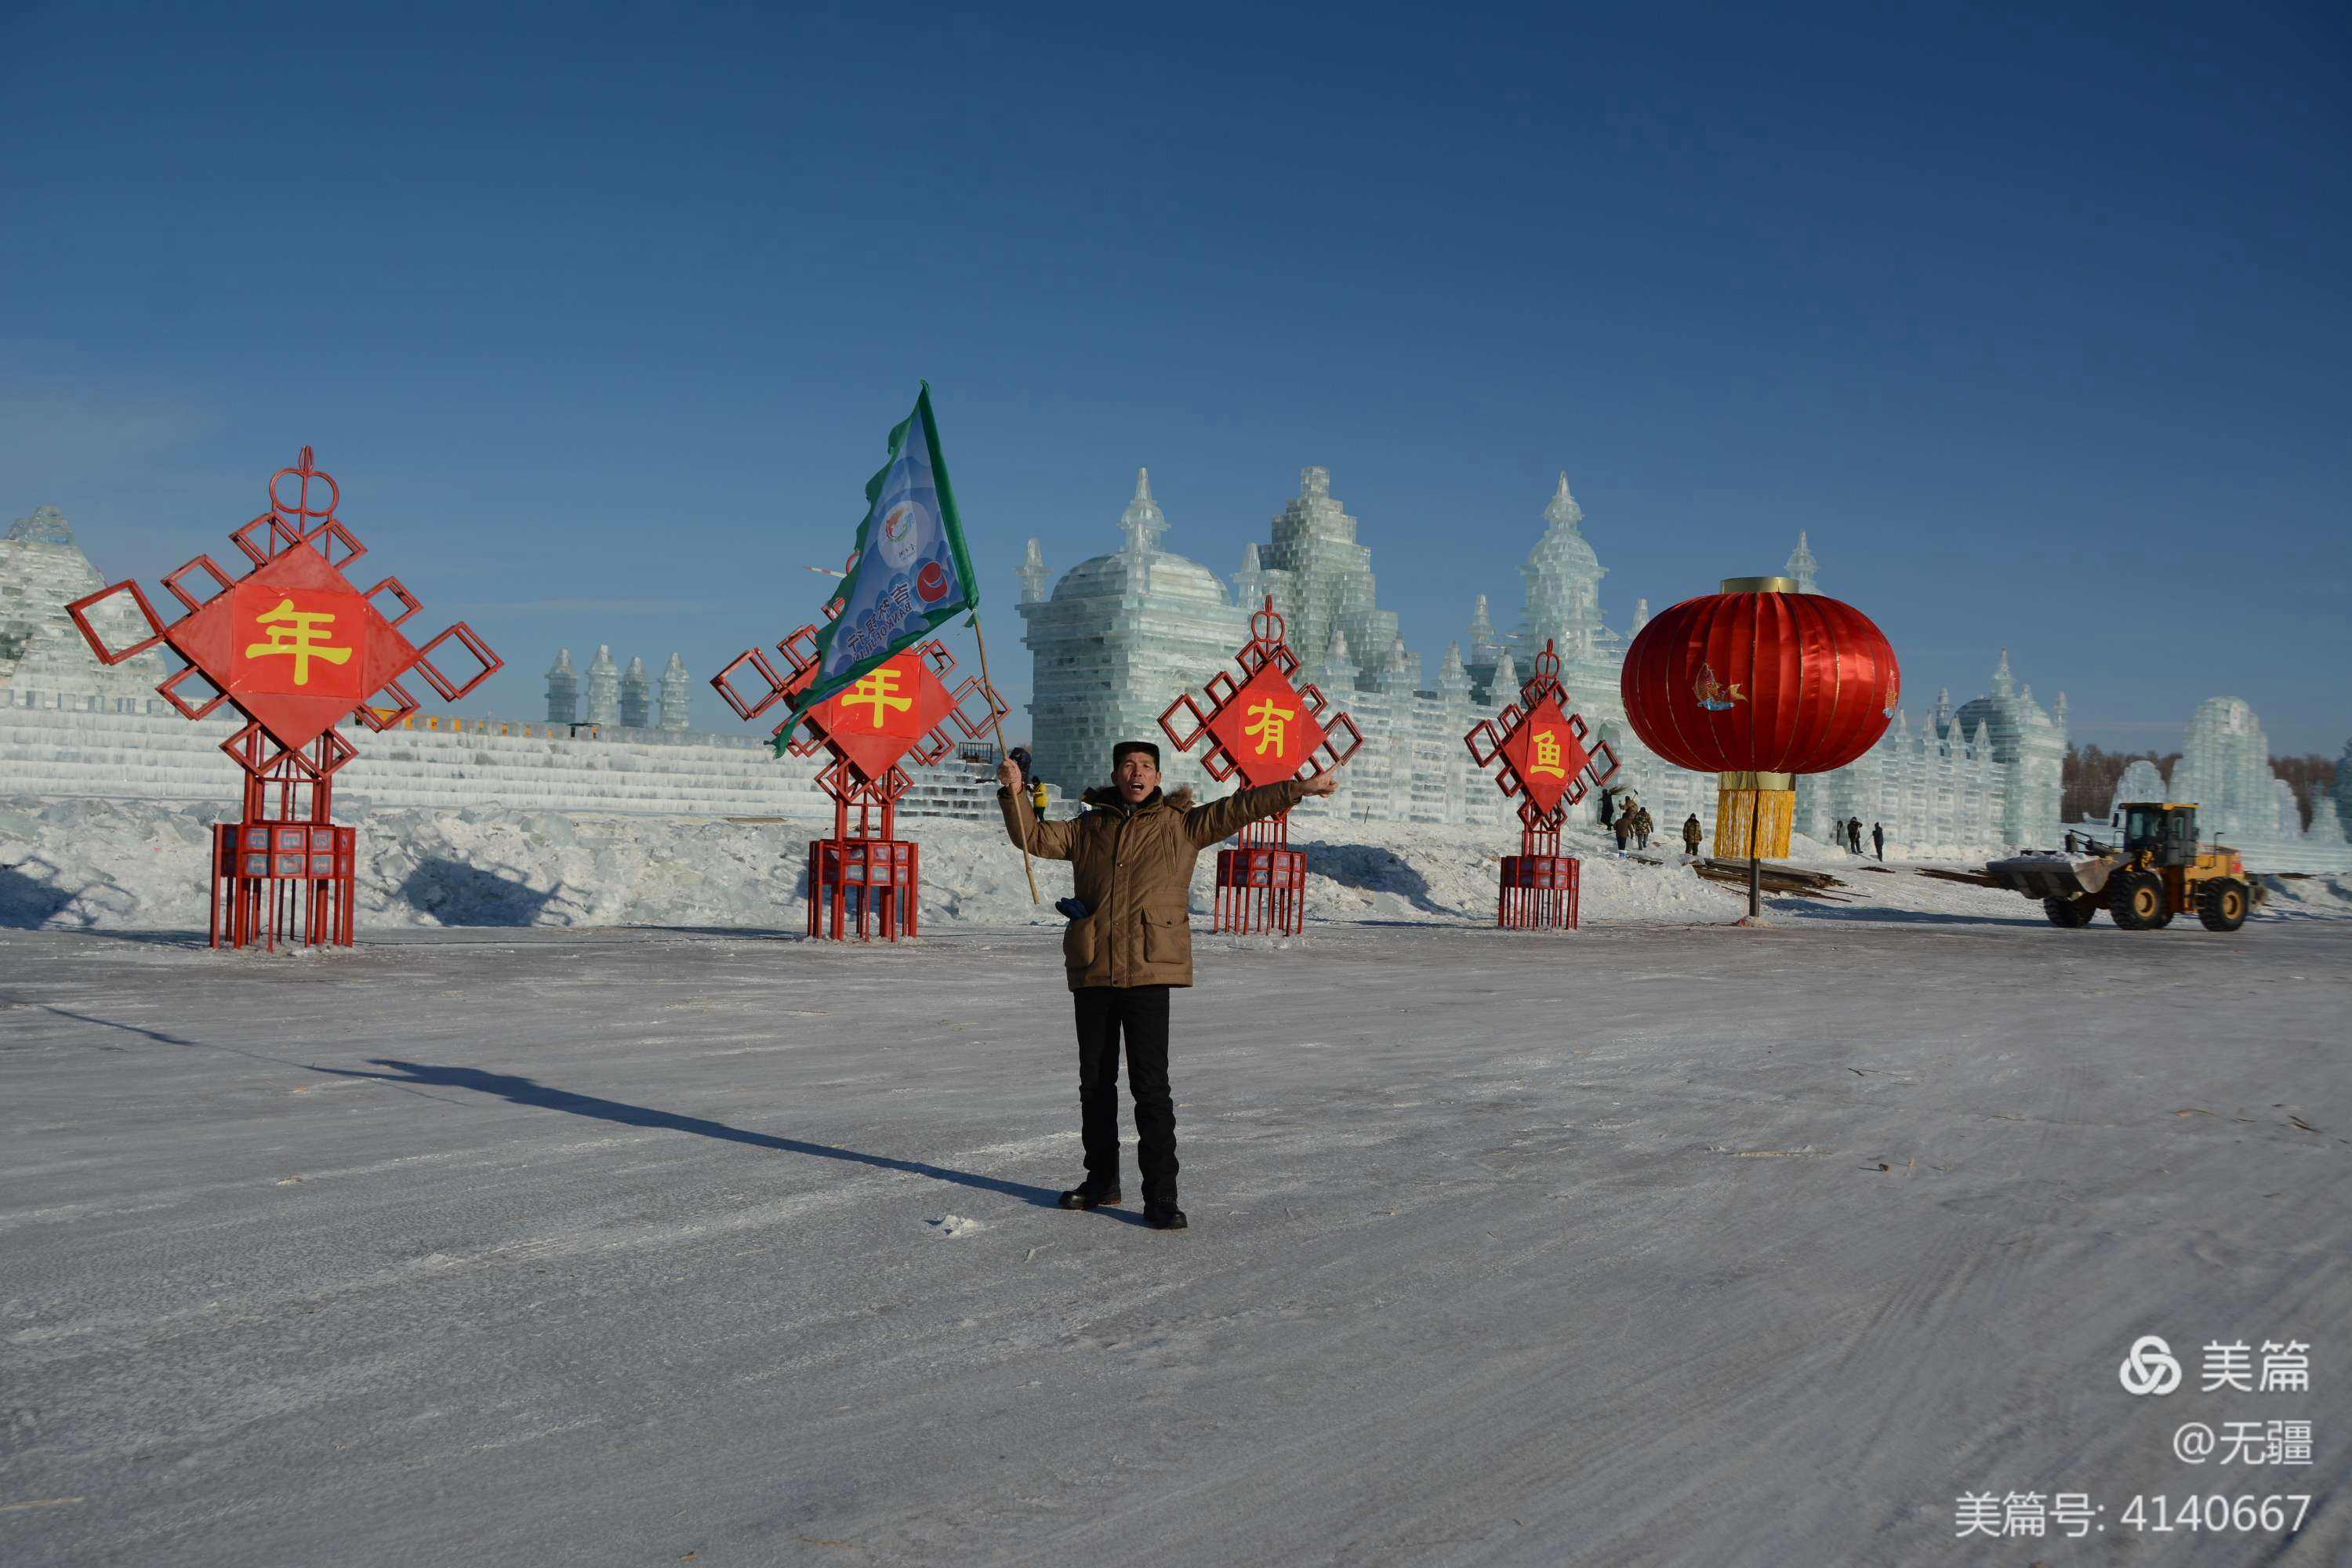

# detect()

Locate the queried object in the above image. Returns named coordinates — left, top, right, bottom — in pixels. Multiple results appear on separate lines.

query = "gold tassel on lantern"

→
left=1714, top=771, right=1795, bottom=858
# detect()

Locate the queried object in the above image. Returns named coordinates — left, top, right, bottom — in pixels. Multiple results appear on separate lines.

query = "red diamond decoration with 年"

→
left=164, top=545, right=423, bottom=754
left=803, top=648, right=954, bottom=785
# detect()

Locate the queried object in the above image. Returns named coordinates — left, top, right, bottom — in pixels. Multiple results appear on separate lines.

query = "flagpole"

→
left=969, top=612, right=1040, bottom=905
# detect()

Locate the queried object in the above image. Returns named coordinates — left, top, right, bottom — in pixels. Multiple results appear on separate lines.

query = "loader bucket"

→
left=1986, top=852, right=2116, bottom=902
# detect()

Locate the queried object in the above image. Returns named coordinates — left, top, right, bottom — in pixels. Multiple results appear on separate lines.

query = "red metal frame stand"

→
left=1466, top=641, right=1617, bottom=932
left=1160, top=598, right=1362, bottom=937
left=64, top=447, right=499, bottom=949
left=209, top=735, right=361, bottom=950
left=715, top=623, right=1003, bottom=943
left=1213, top=815, right=1308, bottom=935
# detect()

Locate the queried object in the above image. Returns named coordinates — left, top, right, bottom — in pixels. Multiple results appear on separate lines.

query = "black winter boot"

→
left=1059, top=1182, right=1121, bottom=1210
left=1145, top=1202, right=1189, bottom=1231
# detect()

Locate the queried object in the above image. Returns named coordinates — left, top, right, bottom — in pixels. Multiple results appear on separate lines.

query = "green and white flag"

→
left=786, top=383, right=980, bottom=743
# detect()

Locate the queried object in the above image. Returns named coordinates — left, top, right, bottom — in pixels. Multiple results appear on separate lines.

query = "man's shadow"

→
left=314, top=1058, right=1145, bottom=1222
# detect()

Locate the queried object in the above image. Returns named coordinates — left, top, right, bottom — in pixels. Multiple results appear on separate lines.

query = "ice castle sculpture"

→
left=1784, top=532, right=1820, bottom=595
left=544, top=648, right=579, bottom=724
left=546, top=645, right=691, bottom=731
left=1016, top=470, right=1249, bottom=797
left=0, top=506, right=172, bottom=713
left=2172, top=698, right=2278, bottom=843
left=1234, top=466, right=1404, bottom=691
left=619, top=655, right=652, bottom=729
left=1949, top=652, right=2067, bottom=848
left=1018, top=467, right=2067, bottom=847
left=658, top=652, right=693, bottom=731
left=2109, top=759, right=2166, bottom=815
left=583, top=645, right=621, bottom=727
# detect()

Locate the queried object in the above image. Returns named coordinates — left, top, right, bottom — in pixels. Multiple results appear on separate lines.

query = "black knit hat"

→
left=1112, top=739, right=1161, bottom=768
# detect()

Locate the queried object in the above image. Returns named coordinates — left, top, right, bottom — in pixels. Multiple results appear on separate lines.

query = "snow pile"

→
left=926, top=1215, right=989, bottom=1238
left=2259, top=873, right=2352, bottom=920
left=5, top=793, right=2346, bottom=933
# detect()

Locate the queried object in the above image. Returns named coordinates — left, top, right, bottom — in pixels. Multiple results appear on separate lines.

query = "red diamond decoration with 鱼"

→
left=1203, top=660, right=1326, bottom=788
left=1497, top=693, right=1592, bottom=817
left=804, top=649, right=954, bottom=784
left=163, top=546, right=422, bottom=753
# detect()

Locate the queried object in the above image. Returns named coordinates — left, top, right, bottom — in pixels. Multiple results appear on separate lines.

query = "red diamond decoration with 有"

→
left=164, top=546, right=422, bottom=753
left=1204, top=661, right=1326, bottom=788
left=804, top=649, right=954, bottom=784
left=1497, top=693, right=1592, bottom=817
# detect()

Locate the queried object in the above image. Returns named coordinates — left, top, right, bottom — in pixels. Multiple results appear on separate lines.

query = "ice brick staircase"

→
left=0, top=698, right=833, bottom=818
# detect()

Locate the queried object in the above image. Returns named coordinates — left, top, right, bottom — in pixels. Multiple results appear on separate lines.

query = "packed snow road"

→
left=3, top=917, right=2347, bottom=1566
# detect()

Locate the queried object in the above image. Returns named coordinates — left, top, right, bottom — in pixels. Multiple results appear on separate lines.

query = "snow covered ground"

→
left=4, top=884, right=2347, bottom=1564
left=7, top=793, right=2350, bottom=935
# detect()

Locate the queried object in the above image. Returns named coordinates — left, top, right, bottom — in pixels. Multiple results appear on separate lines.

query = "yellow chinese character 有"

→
left=1530, top=728, right=1566, bottom=778
left=840, top=666, right=913, bottom=729
left=1244, top=697, right=1295, bottom=757
left=243, top=597, right=352, bottom=687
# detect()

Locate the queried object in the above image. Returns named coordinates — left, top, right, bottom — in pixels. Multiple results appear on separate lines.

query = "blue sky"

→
left=4, top=2, right=2346, bottom=754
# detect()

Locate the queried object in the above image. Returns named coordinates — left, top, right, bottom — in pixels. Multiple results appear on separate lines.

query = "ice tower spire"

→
left=1438, top=641, right=1471, bottom=699
left=1232, top=542, right=1265, bottom=610
left=619, top=655, right=652, bottom=728
left=585, top=645, right=620, bottom=727
left=1317, top=624, right=1356, bottom=692
left=658, top=652, right=692, bottom=731
left=1545, top=471, right=1583, bottom=528
left=1785, top=531, right=1820, bottom=593
left=545, top=648, right=579, bottom=724
left=1518, top=469, right=1607, bottom=668
left=1119, top=467, right=1168, bottom=557
left=1018, top=538, right=1051, bottom=604
left=1458, top=592, right=1496, bottom=658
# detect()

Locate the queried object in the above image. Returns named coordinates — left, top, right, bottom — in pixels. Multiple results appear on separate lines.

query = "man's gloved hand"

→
left=996, top=758, right=1023, bottom=793
left=1298, top=770, right=1341, bottom=798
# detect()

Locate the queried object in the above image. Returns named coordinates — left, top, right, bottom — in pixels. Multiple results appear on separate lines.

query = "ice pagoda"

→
left=1017, top=470, right=1248, bottom=799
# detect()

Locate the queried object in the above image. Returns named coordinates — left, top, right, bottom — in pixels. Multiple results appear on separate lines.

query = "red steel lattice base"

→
left=1214, top=812, right=1307, bottom=936
left=1214, top=846, right=1307, bottom=935
left=212, top=822, right=358, bottom=949
left=809, top=837, right=919, bottom=942
left=1497, top=854, right=1581, bottom=931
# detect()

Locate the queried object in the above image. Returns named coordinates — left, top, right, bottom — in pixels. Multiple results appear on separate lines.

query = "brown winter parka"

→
left=999, top=779, right=1308, bottom=991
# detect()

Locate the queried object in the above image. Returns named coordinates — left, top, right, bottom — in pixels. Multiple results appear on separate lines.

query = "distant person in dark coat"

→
left=1871, top=822, right=1886, bottom=861
left=1846, top=817, right=1864, bottom=854
left=1682, top=814, right=1703, bottom=856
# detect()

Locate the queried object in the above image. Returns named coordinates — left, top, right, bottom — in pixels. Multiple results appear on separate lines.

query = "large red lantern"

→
left=1621, top=576, right=1900, bottom=916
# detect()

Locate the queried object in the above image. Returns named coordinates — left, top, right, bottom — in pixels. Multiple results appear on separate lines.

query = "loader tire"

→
left=2198, top=878, right=2249, bottom=932
left=2108, top=869, right=2168, bottom=931
left=2043, top=896, right=2097, bottom=927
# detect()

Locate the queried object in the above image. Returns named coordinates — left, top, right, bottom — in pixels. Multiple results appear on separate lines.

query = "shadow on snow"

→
left=311, top=1058, right=1126, bottom=1218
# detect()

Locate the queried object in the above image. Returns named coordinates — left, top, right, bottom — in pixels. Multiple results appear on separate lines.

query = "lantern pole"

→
left=1748, top=784, right=1762, bottom=919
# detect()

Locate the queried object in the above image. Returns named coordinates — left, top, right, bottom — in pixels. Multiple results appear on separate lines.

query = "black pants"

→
left=1073, top=985, right=1176, bottom=1204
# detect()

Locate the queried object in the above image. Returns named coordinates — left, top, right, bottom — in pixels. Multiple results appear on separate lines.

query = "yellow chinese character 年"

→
left=244, top=597, right=352, bottom=687
left=840, top=667, right=913, bottom=729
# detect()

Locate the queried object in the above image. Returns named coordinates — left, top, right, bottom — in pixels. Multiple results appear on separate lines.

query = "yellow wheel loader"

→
left=1986, top=803, right=2262, bottom=932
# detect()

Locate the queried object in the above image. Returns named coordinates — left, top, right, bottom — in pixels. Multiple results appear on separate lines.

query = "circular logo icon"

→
left=2119, top=1334, right=2181, bottom=1396
left=878, top=499, right=927, bottom=570
left=915, top=560, right=950, bottom=604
